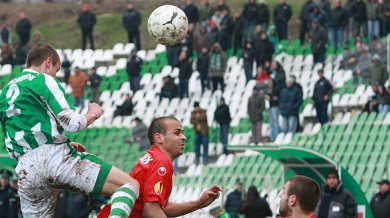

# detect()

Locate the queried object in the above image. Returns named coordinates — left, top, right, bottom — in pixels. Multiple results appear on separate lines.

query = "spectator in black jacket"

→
left=266, top=79, right=280, bottom=141
left=242, top=41, right=255, bottom=84
left=181, top=23, right=195, bottom=58
left=273, top=0, right=292, bottom=40
left=225, top=179, right=243, bottom=218
left=177, top=51, right=193, bottom=99
left=15, top=12, right=32, bottom=47
left=233, top=11, right=245, bottom=55
left=351, top=0, right=368, bottom=38
left=271, top=60, right=286, bottom=93
left=122, top=3, right=142, bottom=50
left=312, top=69, right=333, bottom=125
left=184, top=0, right=200, bottom=25
left=219, top=9, right=235, bottom=51
left=0, top=23, right=12, bottom=46
left=298, top=0, right=316, bottom=45
left=243, top=0, right=258, bottom=40
left=308, top=6, right=328, bottom=30
left=77, top=3, right=97, bottom=50
left=257, top=0, right=270, bottom=32
left=254, top=32, right=274, bottom=68
left=370, top=179, right=390, bottom=218
left=318, top=0, right=331, bottom=22
left=239, top=186, right=272, bottom=218
left=61, top=54, right=72, bottom=84
left=0, top=169, right=19, bottom=218
left=291, top=75, right=303, bottom=132
left=279, top=77, right=303, bottom=134
left=160, top=76, right=178, bottom=102
left=197, top=47, right=211, bottom=93
left=126, top=48, right=143, bottom=94
left=89, top=67, right=102, bottom=105
left=217, top=0, right=230, bottom=13
left=330, top=0, right=348, bottom=53
left=13, top=42, right=27, bottom=66
left=113, top=94, right=134, bottom=117
left=214, top=97, right=231, bottom=154
left=309, top=19, right=327, bottom=64
left=315, top=169, right=357, bottom=218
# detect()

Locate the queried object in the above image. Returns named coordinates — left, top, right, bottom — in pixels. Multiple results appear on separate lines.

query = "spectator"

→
left=256, top=66, right=270, bottom=83
left=89, top=67, right=102, bottom=105
left=370, top=179, right=390, bottom=218
left=0, top=169, right=18, bottom=218
left=243, top=0, right=258, bottom=40
left=353, top=49, right=370, bottom=84
left=16, top=12, right=32, bottom=47
left=214, top=97, right=231, bottom=154
left=248, top=87, right=265, bottom=144
left=266, top=79, right=280, bottom=142
left=308, top=6, right=328, bottom=30
left=126, top=48, right=143, bottom=94
left=330, top=0, right=348, bottom=53
left=176, top=51, right=192, bottom=99
left=267, top=25, right=280, bottom=55
left=225, top=179, right=244, bottom=218
left=208, top=21, right=220, bottom=48
left=380, top=0, right=390, bottom=36
left=26, top=31, right=43, bottom=52
left=298, top=0, right=316, bottom=45
left=291, top=75, right=303, bottom=132
left=239, top=186, right=272, bottom=218
left=190, top=101, right=209, bottom=165
left=212, top=9, right=224, bottom=30
left=279, top=77, right=303, bottom=134
left=367, top=0, right=380, bottom=41
left=368, top=82, right=380, bottom=113
left=166, top=43, right=182, bottom=67
left=219, top=9, right=235, bottom=51
left=344, top=0, right=356, bottom=43
left=233, top=10, right=245, bottom=55
left=315, top=169, right=357, bottom=218
left=68, top=67, right=89, bottom=110
left=61, top=54, right=72, bottom=84
left=77, top=3, right=97, bottom=50
left=256, top=0, right=270, bottom=32
left=312, top=69, right=333, bottom=125
left=273, top=0, right=292, bottom=41
left=127, top=117, right=149, bottom=151
left=368, top=53, right=388, bottom=87
left=194, top=24, right=210, bottom=55
left=113, top=94, right=133, bottom=117
left=159, top=76, right=178, bottom=102
left=309, top=19, right=327, bottom=64
left=181, top=23, right=195, bottom=59
left=199, top=0, right=216, bottom=23
left=217, top=0, right=230, bottom=13
left=242, top=41, right=255, bottom=84
left=351, top=0, right=368, bottom=38
left=0, top=23, right=12, bottom=46
left=209, top=43, right=227, bottom=92
left=184, top=0, right=200, bottom=25
left=209, top=203, right=231, bottom=218
left=254, top=32, right=274, bottom=68
left=122, top=2, right=142, bottom=50
left=377, top=85, right=390, bottom=114
left=318, top=0, right=331, bottom=22
left=197, top=47, right=211, bottom=93
left=279, top=176, right=321, bottom=218
left=13, top=42, right=27, bottom=66
left=0, top=43, right=13, bottom=66
left=270, top=60, right=286, bottom=93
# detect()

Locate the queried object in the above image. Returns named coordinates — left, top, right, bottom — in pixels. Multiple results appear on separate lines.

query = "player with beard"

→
left=279, top=175, right=321, bottom=218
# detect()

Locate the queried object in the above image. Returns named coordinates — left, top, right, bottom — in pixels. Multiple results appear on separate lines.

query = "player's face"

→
left=327, top=175, right=339, bottom=189
left=47, top=59, right=61, bottom=77
left=279, top=181, right=292, bottom=216
left=161, top=119, right=187, bottom=160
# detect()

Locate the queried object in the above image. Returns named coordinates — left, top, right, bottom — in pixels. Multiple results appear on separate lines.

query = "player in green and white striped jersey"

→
left=0, top=42, right=139, bottom=218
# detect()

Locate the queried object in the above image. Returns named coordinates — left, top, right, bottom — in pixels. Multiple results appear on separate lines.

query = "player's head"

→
left=148, top=116, right=186, bottom=160
left=326, top=168, right=340, bottom=189
left=279, top=175, right=320, bottom=216
left=27, top=42, right=61, bottom=77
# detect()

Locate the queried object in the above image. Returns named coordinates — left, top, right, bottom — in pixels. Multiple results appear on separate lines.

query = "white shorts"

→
left=15, top=143, right=112, bottom=217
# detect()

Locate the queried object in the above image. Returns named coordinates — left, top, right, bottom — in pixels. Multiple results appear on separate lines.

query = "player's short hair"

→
left=287, top=175, right=321, bottom=213
left=27, top=42, right=60, bottom=68
left=148, top=116, right=180, bottom=144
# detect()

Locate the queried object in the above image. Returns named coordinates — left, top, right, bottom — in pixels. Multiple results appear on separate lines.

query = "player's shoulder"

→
left=138, top=147, right=171, bottom=167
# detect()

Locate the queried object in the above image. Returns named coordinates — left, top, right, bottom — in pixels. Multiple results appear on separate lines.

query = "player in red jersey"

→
left=279, top=175, right=321, bottom=218
left=98, top=116, right=221, bottom=218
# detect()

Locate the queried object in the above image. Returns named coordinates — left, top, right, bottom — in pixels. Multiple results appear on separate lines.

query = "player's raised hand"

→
left=197, top=185, right=222, bottom=208
left=87, top=102, right=104, bottom=119
left=71, top=142, right=87, bottom=152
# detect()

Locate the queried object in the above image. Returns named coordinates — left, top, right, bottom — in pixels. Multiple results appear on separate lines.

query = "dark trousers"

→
left=166, top=46, right=181, bottom=67
left=159, top=91, right=174, bottom=102
left=276, top=21, right=288, bottom=40
left=199, top=71, right=211, bottom=93
left=299, top=19, right=309, bottom=45
left=220, top=31, right=232, bottom=51
left=127, top=28, right=141, bottom=50
left=233, top=33, right=243, bottom=55
left=220, top=123, right=230, bottom=154
left=178, top=80, right=189, bottom=99
left=19, top=33, right=30, bottom=47
left=212, top=76, right=224, bottom=92
left=129, top=76, right=141, bottom=94
left=315, top=101, right=329, bottom=125
left=313, top=49, right=325, bottom=64
left=195, top=133, right=209, bottom=165
left=243, top=64, right=253, bottom=84
left=82, top=29, right=94, bottom=50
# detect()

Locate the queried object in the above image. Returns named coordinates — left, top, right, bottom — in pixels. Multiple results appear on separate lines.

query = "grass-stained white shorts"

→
left=15, top=143, right=112, bottom=217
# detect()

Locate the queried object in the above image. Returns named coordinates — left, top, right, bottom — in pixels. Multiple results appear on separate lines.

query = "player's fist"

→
left=88, top=102, right=104, bottom=119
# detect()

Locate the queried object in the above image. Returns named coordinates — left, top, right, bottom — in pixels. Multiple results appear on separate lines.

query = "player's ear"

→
left=290, top=195, right=298, bottom=206
left=155, top=133, right=163, bottom=144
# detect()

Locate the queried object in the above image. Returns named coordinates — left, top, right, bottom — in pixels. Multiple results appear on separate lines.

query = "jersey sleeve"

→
left=142, top=157, right=172, bottom=207
left=41, top=74, right=75, bottom=115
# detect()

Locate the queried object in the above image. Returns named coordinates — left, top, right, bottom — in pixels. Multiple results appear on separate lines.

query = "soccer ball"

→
left=147, top=5, right=189, bottom=46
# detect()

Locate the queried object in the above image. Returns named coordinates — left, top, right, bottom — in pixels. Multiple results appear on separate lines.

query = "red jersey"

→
left=97, top=146, right=174, bottom=218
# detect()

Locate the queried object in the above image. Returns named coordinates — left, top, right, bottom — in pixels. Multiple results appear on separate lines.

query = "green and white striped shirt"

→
left=0, top=69, right=84, bottom=159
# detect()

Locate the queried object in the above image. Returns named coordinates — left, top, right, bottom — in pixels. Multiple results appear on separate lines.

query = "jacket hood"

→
left=267, top=25, right=277, bottom=35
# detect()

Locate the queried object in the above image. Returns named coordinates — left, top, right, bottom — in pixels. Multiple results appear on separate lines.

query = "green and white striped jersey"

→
left=0, top=69, right=75, bottom=159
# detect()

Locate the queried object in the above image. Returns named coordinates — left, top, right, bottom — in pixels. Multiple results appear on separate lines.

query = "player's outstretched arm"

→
left=143, top=202, right=168, bottom=218
left=163, top=185, right=222, bottom=217
left=85, top=102, right=104, bottom=126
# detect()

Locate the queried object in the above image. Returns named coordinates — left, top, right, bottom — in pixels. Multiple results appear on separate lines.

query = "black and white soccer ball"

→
left=147, top=5, right=189, bottom=46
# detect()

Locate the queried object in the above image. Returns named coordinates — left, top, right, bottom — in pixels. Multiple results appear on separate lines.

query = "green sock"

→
left=109, top=183, right=139, bottom=218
